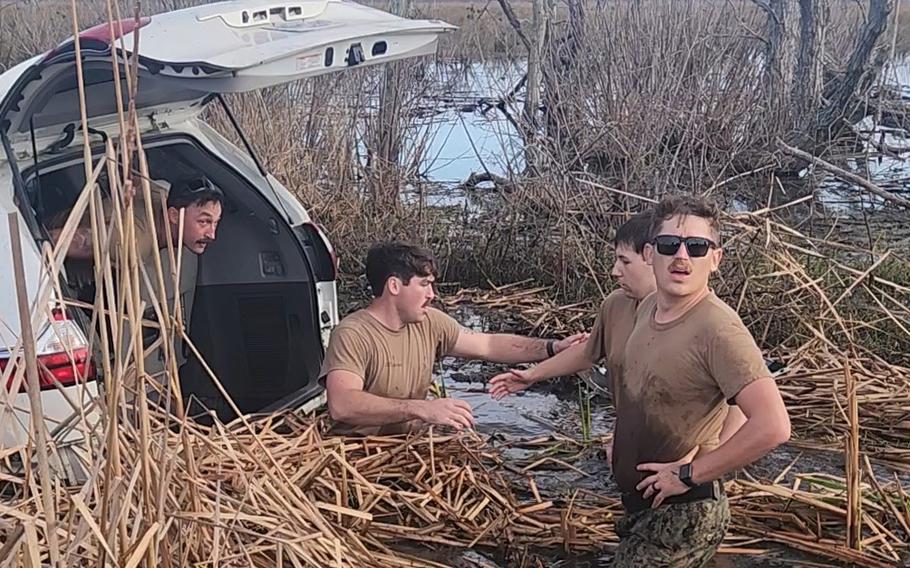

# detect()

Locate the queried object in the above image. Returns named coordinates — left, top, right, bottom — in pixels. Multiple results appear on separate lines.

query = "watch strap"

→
left=546, top=339, right=556, bottom=357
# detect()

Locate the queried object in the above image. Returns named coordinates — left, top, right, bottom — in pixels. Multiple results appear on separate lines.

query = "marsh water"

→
left=357, top=61, right=910, bottom=566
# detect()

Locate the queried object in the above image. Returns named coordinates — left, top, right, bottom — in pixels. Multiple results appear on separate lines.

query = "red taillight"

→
left=329, top=247, right=339, bottom=277
left=80, top=17, right=151, bottom=44
left=319, top=224, right=339, bottom=277
left=2, top=348, right=95, bottom=392
left=4, top=309, right=96, bottom=392
left=39, top=347, right=93, bottom=388
left=42, top=17, right=152, bottom=62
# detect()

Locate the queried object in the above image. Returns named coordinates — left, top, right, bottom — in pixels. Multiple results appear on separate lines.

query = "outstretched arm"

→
left=488, top=341, right=594, bottom=399
left=451, top=328, right=586, bottom=364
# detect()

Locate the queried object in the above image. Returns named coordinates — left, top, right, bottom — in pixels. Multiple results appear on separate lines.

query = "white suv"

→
left=0, top=0, right=453, bottom=474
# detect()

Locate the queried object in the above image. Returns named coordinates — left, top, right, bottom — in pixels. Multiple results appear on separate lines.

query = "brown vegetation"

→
left=1, top=0, right=909, bottom=566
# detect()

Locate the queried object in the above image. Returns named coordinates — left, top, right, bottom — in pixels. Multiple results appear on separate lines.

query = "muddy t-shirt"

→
left=322, top=307, right=461, bottom=436
left=583, top=290, right=640, bottom=400
left=612, top=292, right=769, bottom=494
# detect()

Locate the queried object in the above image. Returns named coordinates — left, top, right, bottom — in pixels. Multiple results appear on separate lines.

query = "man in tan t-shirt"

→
left=607, top=195, right=790, bottom=567
left=489, top=212, right=746, bottom=459
left=323, top=241, right=586, bottom=436
left=488, top=213, right=655, bottom=404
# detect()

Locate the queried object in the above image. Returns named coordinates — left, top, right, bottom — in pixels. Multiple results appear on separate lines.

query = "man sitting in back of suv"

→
left=48, top=175, right=223, bottom=263
left=48, top=176, right=224, bottom=393
left=322, top=241, right=586, bottom=436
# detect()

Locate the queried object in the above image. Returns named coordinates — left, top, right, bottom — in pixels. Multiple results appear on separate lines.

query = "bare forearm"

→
left=50, top=227, right=95, bottom=260
left=525, top=342, right=592, bottom=382
left=719, top=405, right=746, bottom=445
left=328, top=390, right=425, bottom=426
left=691, top=416, right=789, bottom=485
left=482, top=333, right=550, bottom=364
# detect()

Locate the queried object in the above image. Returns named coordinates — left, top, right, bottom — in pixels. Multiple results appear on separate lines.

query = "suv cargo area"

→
left=22, top=135, right=326, bottom=422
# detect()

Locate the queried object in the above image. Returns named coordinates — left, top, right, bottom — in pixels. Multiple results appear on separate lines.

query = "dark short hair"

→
left=167, top=176, right=225, bottom=210
left=366, top=241, right=437, bottom=297
left=614, top=211, right=652, bottom=254
left=649, top=194, right=721, bottom=243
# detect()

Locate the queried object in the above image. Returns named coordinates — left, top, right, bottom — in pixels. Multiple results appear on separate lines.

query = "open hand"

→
left=634, top=445, right=699, bottom=508
left=488, top=367, right=536, bottom=400
left=419, top=398, right=475, bottom=431
left=554, top=332, right=589, bottom=354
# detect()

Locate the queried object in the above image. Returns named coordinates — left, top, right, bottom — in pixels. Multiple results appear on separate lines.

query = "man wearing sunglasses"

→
left=488, top=210, right=746, bottom=466
left=608, top=195, right=790, bottom=567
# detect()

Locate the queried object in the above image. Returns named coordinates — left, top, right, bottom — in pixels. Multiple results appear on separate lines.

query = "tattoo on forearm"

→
left=510, top=336, right=547, bottom=356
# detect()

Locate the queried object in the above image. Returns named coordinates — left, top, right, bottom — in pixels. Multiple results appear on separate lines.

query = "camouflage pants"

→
left=613, top=492, right=730, bottom=568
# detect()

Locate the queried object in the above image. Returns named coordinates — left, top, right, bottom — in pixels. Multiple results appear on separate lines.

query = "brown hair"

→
left=649, top=194, right=721, bottom=243
left=614, top=211, right=653, bottom=254
left=366, top=241, right=437, bottom=297
left=167, top=176, right=225, bottom=210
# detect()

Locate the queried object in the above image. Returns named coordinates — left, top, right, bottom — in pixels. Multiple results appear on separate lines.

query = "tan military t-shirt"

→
left=583, top=290, right=640, bottom=400
left=322, top=307, right=461, bottom=436
left=109, top=181, right=169, bottom=261
left=612, top=291, right=769, bottom=494
left=48, top=180, right=168, bottom=263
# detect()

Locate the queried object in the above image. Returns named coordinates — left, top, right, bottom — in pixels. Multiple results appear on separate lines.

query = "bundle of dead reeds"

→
left=443, top=280, right=596, bottom=338
left=5, top=409, right=909, bottom=567
left=729, top=471, right=910, bottom=568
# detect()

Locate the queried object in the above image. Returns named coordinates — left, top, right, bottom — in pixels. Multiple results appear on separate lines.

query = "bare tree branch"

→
left=777, top=138, right=910, bottom=208
left=496, top=0, right=531, bottom=50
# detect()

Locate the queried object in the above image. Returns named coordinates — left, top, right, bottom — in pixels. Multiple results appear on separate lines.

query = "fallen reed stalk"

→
left=7, top=213, right=60, bottom=567
left=4, top=413, right=908, bottom=567
left=846, top=360, right=863, bottom=550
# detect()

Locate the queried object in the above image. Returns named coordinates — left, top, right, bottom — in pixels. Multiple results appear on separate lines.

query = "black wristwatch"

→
left=678, top=463, right=698, bottom=488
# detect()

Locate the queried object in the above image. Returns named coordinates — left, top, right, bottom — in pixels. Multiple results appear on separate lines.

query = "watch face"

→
left=679, top=464, right=693, bottom=485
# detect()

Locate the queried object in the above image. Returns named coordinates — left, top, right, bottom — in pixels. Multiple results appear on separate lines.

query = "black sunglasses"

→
left=652, top=235, right=717, bottom=258
left=183, top=177, right=222, bottom=195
